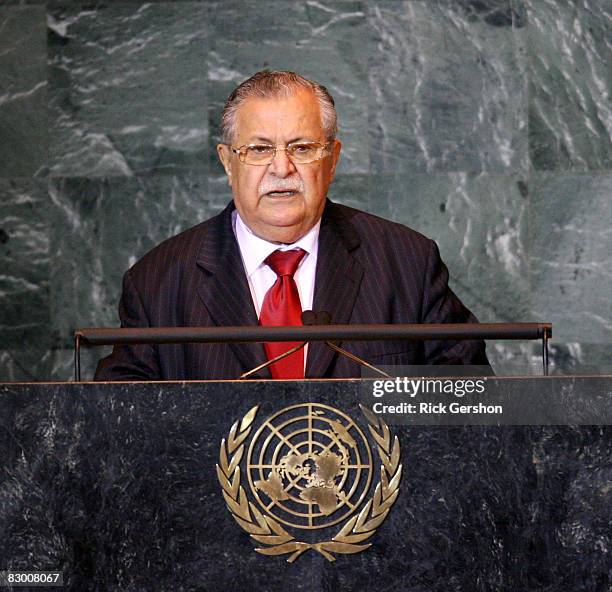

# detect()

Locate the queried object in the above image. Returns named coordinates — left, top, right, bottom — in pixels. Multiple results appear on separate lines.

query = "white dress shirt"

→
left=232, top=210, right=320, bottom=368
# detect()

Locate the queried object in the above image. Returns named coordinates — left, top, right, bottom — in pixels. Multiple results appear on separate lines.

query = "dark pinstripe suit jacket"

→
left=94, top=200, right=488, bottom=380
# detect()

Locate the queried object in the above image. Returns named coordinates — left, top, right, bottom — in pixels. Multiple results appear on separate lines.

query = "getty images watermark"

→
left=358, top=371, right=612, bottom=425
left=370, top=377, right=501, bottom=417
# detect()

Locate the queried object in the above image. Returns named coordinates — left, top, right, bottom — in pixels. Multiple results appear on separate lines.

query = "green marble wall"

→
left=0, top=0, right=610, bottom=380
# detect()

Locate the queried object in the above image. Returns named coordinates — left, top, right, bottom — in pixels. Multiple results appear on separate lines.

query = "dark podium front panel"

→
left=0, top=379, right=610, bottom=592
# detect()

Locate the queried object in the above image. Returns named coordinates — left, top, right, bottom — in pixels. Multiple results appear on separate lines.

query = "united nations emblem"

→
left=216, top=403, right=402, bottom=562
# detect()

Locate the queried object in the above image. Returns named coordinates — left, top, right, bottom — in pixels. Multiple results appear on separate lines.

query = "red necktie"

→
left=260, top=248, right=306, bottom=378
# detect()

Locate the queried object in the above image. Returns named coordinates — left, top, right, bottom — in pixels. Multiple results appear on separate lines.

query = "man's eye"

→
left=291, top=144, right=315, bottom=154
left=249, top=145, right=273, bottom=154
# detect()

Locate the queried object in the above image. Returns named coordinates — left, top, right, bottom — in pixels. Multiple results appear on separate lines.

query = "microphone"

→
left=306, top=311, right=391, bottom=379
left=300, top=310, right=317, bottom=326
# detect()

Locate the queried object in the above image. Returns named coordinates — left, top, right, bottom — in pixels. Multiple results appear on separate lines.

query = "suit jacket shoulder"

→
left=315, top=200, right=489, bottom=368
left=325, top=201, right=434, bottom=261
left=321, top=201, right=438, bottom=313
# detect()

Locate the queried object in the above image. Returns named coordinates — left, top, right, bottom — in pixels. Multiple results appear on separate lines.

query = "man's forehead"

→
left=234, top=89, right=324, bottom=141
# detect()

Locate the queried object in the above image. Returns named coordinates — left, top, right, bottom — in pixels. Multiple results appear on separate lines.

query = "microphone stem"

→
left=238, top=342, right=306, bottom=379
left=325, top=341, right=391, bottom=378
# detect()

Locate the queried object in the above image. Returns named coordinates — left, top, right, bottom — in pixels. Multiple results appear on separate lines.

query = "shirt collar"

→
left=233, top=210, right=320, bottom=278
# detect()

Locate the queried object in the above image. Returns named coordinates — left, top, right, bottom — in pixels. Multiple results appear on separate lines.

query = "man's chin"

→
left=258, top=198, right=304, bottom=226
left=253, top=218, right=311, bottom=244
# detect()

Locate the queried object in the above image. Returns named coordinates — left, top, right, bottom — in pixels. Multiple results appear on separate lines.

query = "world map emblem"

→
left=217, top=403, right=402, bottom=562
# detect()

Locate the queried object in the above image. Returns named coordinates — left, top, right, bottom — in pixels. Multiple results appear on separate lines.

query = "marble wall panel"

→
left=0, top=6, right=47, bottom=177
left=548, top=343, right=612, bottom=375
left=528, top=0, right=612, bottom=171
left=530, top=173, right=612, bottom=343
left=47, top=3, right=208, bottom=177
left=369, top=172, right=531, bottom=324
left=0, top=179, right=50, bottom=349
left=327, top=173, right=371, bottom=212
left=369, top=0, right=528, bottom=174
left=206, top=0, right=368, bottom=175
left=0, top=348, right=53, bottom=382
left=206, top=172, right=233, bottom=206
left=0, top=346, right=109, bottom=382
left=484, top=342, right=542, bottom=376
left=485, top=341, right=612, bottom=376
left=48, top=175, right=217, bottom=346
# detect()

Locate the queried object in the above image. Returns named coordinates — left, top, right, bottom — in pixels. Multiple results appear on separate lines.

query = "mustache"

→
left=259, top=179, right=304, bottom=195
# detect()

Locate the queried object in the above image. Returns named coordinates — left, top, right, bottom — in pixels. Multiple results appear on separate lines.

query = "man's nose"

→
left=267, top=147, right=296, bottom=178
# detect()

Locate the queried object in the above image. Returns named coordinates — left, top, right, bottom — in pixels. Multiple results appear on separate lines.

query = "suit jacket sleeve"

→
left=420, top=240, right=489, bottom=366
left=94, top=269, right=162, bottom=381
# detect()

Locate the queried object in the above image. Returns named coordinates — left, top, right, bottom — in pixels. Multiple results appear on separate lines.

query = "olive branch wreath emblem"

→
left=216, top=404, right=402, bottom=563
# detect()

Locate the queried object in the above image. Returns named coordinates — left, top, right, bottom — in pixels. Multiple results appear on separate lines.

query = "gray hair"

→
left=220, top=70, right=338, bottom=144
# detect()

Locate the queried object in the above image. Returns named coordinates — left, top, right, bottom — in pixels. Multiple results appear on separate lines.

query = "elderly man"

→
left=95, top=70, right=488, bottom=381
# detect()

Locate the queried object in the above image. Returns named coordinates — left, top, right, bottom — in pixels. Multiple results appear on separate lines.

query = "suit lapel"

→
left=195, top=203, right=270, bottom=377
left=306, top=201, right=363, bottom=377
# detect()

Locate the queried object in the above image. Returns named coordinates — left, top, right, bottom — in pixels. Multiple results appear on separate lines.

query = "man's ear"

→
left=217, top=144, right=233, bottom=185
left=329, top=139, right=342, bottom=181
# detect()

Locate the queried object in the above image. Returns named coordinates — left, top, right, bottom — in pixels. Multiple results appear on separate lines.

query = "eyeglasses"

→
left=229, top=141, right=332, bottom=166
